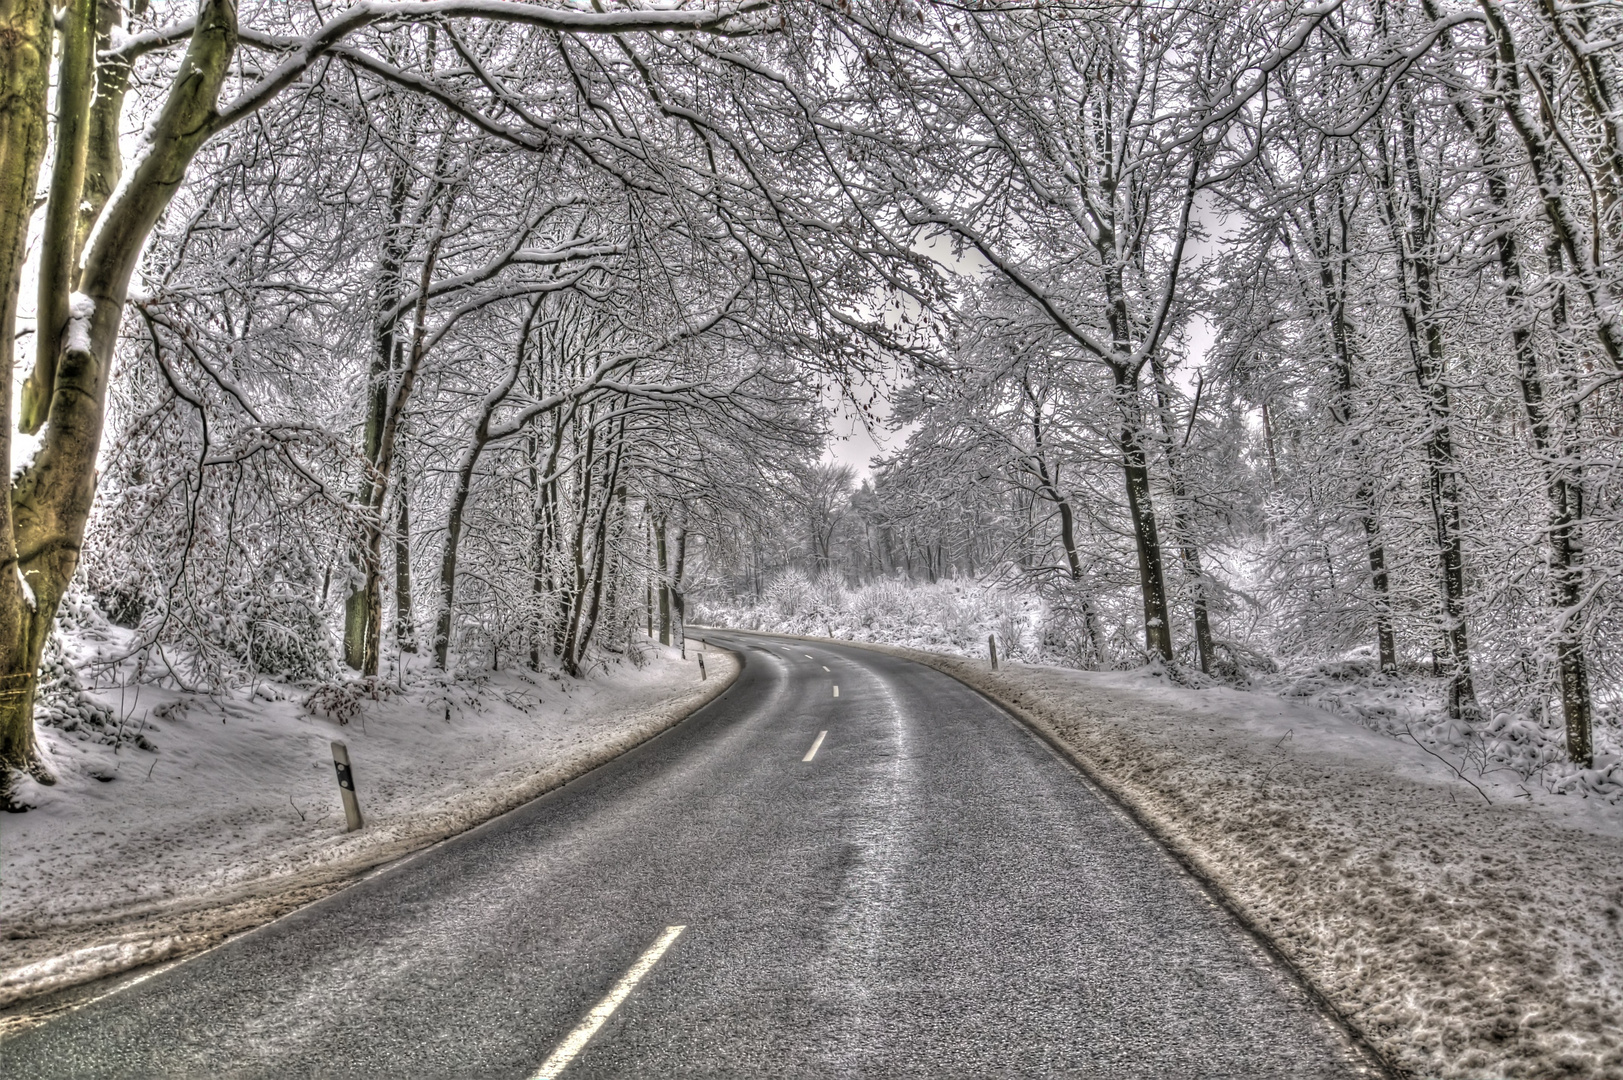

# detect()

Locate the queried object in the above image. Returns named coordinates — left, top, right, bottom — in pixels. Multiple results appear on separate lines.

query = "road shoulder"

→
left=0, top=645, right=739, bottom=1030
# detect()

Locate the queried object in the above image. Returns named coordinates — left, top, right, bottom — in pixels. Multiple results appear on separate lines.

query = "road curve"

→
left=0, top=632, right=1377, bottom=1078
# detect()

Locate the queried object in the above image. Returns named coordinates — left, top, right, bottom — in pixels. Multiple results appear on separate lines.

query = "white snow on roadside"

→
left=0, top=937, right=189, bottom=1008
left=0, top=633, right=732, bottom=1011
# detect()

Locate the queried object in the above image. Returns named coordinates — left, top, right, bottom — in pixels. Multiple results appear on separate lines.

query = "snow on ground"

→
left=0, top=631, right=735, bottom=1015
left=697, top=577, right=1044, bottom=661
left=708, top=621, right=1621, bottom=1080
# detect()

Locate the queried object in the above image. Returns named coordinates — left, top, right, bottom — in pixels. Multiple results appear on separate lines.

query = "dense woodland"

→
left=1, top=0, right=1619, bottom=805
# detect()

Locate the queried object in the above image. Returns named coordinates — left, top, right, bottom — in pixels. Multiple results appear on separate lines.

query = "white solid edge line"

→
left=530, top=925, right=687, bottom=1079
left=803, top=730, right=827, bottom=762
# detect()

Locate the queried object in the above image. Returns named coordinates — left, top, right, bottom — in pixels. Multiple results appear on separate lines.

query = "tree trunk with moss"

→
left=0, top=0, right=56, bottom=797
left=0, top=0, right=238, bottom=803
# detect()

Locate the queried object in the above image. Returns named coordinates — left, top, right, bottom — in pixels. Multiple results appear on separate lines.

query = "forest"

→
left=1, top=0, right=1619, bottom=809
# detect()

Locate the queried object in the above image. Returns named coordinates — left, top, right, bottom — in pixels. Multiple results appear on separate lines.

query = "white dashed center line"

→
left=803, top=731, right=827, bottom=761
left=530, top=925, right=686, bottom=1079
left=804, top=654, right=814, bottom=659
left=822, top=666, right=829, bottom=672
left=832, top=685, right=839, bottom=697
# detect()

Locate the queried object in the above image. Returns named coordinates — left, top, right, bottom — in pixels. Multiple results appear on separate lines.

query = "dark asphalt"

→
left=0, top=632, right=1376, bottom=1078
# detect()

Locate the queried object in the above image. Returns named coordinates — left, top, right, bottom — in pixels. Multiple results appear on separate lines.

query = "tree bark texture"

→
left=1, top=1, right=237, bottom=795
left=0, top=0, right=55, bottom=788
left=1112, top=367, right=1175, bottom=662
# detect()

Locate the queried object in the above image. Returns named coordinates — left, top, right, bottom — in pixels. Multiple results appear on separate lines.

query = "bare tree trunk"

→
left=560, top=409, right=598, bottom=675
left=1480, top=1, right=1623, bottom=370
left=346, top=139, right=412, bottom=672
left=0, top=0, right=55, bottom=793
left=530, top=427, right=545, bottom=669
left=670, top=523, right=688, bottom=652
left=645, top=515, right=654, bottom=637
left=538, top=409, right=565, bottom=659
left=395, top=488, right=416, bottom=654
left=1113, top=366, right=1175, bottom=661
left=431, top=297, right=541, bottom=668
left=657, top=516, right=671, bottom=646
left=360, top=181, right=452, bottom=676
left=1148, top=358, right=1213, bottom=673
left=1531, top=0, right=1623, bottom=234
left=1372, top=94, right=1482, bottom=720
left=1535, top=241, right=1593, bottom=765
left=1293, top=185, right=1399, bottom=673
left=1023, top=390, right=1109, bottom=667
left=1444, top=46, right=1594, bottom=761
left=573, top=413, right=627, bottom=667
left=1052, top=487, right=1110, bottom=669
left=1399, top=99, right=1479, bottom=721
left=20, top=0, right=92, bottom=436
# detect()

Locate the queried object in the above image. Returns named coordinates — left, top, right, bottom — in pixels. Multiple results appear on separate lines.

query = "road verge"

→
left=0, top=646, right=738, bottom=1029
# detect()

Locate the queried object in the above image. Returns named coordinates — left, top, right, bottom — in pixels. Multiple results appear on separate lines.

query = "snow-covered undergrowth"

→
left=696, top=576, right=1045, bottom=659
left=0, top=610, right=731, bottom=1013
left=698, top=576, right=1623, bottom=803
left=1271, top=658, right=1623, bottom=804
left=836, top=642, right=1623, bottom=1080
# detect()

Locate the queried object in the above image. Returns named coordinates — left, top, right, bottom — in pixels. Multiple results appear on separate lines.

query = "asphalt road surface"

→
left=1, top=632, right=1379, bottom=1078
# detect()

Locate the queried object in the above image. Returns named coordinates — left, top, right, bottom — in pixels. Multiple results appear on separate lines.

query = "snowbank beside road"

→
left=0, top=640, right=735, bottom=1017
left=837, top=641, right=1622, bottom=1080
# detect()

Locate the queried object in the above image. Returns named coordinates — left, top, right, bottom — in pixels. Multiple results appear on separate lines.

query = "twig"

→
left=289, top=795, right=306, bottom=822
left=1261, top=729, right=1295, bottom=786
left=1403, top=723, right=1492, bottom=806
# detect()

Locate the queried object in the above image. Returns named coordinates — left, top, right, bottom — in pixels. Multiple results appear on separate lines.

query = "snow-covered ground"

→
left=824, top=639, right=1623, bottom=1080
left=0, top=631, right=734, bottom=1016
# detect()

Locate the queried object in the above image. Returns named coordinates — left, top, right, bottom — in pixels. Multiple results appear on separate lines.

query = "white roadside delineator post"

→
left=989, top=633, right=999, bottom=671
left=331, top=740, right=364, bottom=831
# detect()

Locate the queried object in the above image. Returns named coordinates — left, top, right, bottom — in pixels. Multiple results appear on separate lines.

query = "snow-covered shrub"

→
left=234, top=571, right=334, bottom=683
left=764, top=574, right=818, bottom=623
left=994, top=610, right=1027, bottom=660
left=303, top=677, right=392, bottom=726
left=1266, top=652, right=1623, bottom=800
left=34, top=634, right=151, bottom=751
left=1206, top=638, right=1279, bottom=684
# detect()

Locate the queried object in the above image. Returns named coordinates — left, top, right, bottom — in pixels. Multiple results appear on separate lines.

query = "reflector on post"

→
left=331, top=740, right=364, bottom=831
